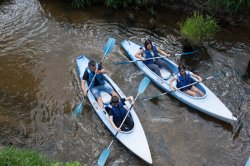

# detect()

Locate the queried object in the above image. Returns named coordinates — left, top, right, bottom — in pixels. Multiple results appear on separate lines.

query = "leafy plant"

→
left=180, top=12, right=219, bottom=46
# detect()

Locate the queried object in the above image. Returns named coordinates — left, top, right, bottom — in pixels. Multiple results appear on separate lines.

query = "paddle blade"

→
left=98, top=148, right=110, bottom=166
left=138, top=77, right=151, bottom=95
left=73, top=98, right=85, bottom=116
left=175, top=50, right=199, bottom=56
left=103, top=38, right=116, bottom=57
left=73, top=103, right=83, bottom=116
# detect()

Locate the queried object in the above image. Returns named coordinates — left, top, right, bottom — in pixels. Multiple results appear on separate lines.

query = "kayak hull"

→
left=76, top=55, right=152, bottom=164
left=121, top=40, right=237, bottom=124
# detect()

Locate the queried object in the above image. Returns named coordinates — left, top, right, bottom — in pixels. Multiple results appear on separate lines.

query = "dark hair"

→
left=144, top=39, right=153, bottom=50
left=178, top=64, right=186, bottom=71
left=111, top=96, right=119, bottom=104
left=88, top=60, right=96, bottom=67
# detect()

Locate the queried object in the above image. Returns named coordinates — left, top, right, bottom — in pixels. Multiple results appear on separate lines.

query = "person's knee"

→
left=186, top=90, right=196, bottom=96
left=97, top=97, right=102, bottom=102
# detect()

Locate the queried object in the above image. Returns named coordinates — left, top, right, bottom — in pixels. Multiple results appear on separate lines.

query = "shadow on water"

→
left=242, top=60, right=250, bottom=80
left=179, top=46, right=212, bottom=71
left=0, top=54, right=39, bottom=146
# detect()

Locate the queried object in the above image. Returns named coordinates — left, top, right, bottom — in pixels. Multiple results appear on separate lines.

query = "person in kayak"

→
left=82, top=60, right=118, bottom=110
left=107, top=96, right=135, bottom=132
left=169, top=64, right=205, bottom=97
left=134, top=39, right=171, bottom=78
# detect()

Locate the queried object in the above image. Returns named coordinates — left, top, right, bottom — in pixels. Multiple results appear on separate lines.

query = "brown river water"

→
left=0, top=0, right=250, bottom=165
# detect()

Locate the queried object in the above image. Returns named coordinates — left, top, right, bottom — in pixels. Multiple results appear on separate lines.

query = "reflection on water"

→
left=0, top=0, right=250, bottom=165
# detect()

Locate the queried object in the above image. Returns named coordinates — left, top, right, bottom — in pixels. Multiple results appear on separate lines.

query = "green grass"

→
left=0, top=146, right=50, bottom=166
left=209, top=0, right=250, bottom=14
left=180, top=12, right=219, bottom=46
left=0, top=146, right=83, bottom=166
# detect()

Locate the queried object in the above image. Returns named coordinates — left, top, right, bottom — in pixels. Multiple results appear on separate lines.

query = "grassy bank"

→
left=0, top=146, right=82, bottom=166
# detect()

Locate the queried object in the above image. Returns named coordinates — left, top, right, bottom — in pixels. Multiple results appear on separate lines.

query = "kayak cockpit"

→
left=174, top=80, right=207, bottom=99
left=100, top=90, right=135, bottom=134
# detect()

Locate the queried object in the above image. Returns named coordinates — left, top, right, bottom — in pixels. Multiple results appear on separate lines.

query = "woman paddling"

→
left=134, top=39, right=171, bottom=78
left=170, top=64, right=205, bottom=97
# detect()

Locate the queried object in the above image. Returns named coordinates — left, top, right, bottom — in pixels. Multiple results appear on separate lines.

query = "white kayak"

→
left=121, top=40, right=237, bottom=124
left=246, top=156, right=250, bottom=166
left=76, top=55, right=152, bottom=164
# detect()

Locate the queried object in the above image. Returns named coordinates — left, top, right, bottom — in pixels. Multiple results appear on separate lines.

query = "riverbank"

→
left=159, top=0, right=250, bottom=27
left=61, top=0, right=250, bottom=27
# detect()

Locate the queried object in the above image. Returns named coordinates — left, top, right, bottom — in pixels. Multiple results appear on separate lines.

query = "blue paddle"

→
left=97, top=77, right=151, bottom=166
left=112, top=50, right=198, bottom=65
left=73, top=38, right=116, bottom=116
left=174, top=50, right=199, bottom=56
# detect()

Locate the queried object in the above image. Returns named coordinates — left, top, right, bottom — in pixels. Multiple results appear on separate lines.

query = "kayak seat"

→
left=100, top=91, right=112, bottom=105
left=160, top=68, right=171, bottom=80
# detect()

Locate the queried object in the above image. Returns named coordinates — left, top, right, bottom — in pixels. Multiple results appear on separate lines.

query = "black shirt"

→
left=107, top=98, right=126, bottom=116
left=82, top=65, right=103, bottom=87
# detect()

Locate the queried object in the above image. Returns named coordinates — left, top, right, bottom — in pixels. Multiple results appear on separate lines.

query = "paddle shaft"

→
left=113, top=50, right=198, bottom=65
left=107, top=94, right=139, bottom=149
left=142, top=75, right=216, bottom=101
left=128, top=56, right=164, bottom=63
left=175, top=50, right=199, bottom=56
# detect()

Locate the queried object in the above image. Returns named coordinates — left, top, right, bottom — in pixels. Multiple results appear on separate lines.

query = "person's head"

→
left=144, top=39, right=153, bottom=50
left=111, top=96, right=119, bottom=106
left=88, top=60, right=96, bottom=72
left=178, top=64, right=186, bottom=75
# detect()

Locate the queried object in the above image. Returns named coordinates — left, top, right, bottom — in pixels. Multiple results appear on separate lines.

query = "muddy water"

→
left=0, top=0, right=250, bottom=165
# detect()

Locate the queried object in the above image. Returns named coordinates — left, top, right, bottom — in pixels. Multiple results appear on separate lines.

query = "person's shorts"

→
left=91, top=81, right=114, bottom=98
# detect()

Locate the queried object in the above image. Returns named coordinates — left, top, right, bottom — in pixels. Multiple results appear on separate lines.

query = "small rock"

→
left=221, top=90, right=228, bottom=97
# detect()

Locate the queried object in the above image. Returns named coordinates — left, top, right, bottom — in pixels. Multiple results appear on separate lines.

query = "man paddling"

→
left=107, top=96, right=135, bottom=132
left=81, top=60, right=118, bottom=110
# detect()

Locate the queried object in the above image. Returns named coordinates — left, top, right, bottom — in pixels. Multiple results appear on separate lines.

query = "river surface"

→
left=1, top=0, right=250, bottom=165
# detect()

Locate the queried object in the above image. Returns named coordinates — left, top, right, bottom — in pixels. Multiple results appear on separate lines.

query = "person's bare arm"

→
left=81, top=80, right=87, bottom=96
left=169, top=77, right=177, bottom=91
left=96, top=68, right=106, bottom=74
left=109, top=116, right=121, bottom=132
left=191, top=73, right=202, bottom=82
left=125, top=96, right=135, bottom=105
left=134, top=49, right=145, bottom=60
left=157, top=47, right=171, bottom=57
